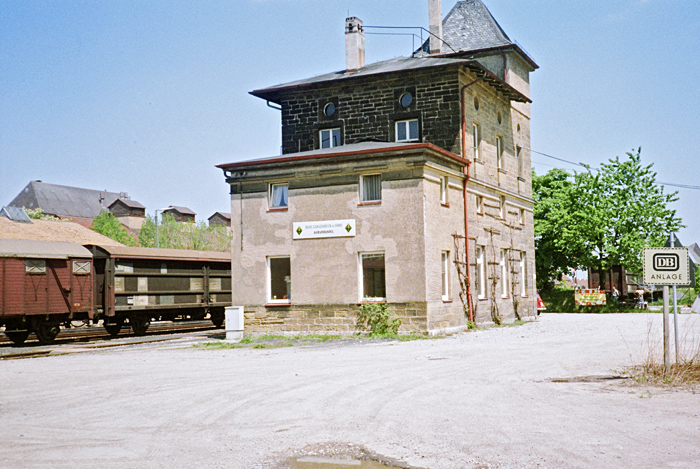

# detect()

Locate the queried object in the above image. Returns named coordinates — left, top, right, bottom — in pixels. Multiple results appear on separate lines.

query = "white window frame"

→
left=320, top=127, right=341, bottom=149
left=360, top=174, right=381, bottom=203
left=475, top=246, right=485, bottom=299
left=520, top=251, right=528, bottom=297
left=500, top=249, right=509, bottom=298
left=268, top=183, right=288, bottom=210
left=496, top=136, right=504, bottom=170
left=440, top=176, right=448, bottom=205
left=441, top=251, right=450, bottom=301
left=359, top=252, right=386, bottom=302
left=472, top=123, right=481, bottom=160
left=395, top=119, right=419, bottom=142
left=267, top=256, right=291, bottom=304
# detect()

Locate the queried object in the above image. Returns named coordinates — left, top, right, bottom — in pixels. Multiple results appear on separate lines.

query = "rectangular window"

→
left=269, top=183, right=288, bottom=209
left=472, top=124, right=481, bottom=160
left=496, top=136, right=504, bottom=170
left=476, top=195, right=483, bottom=214
left=72, top=261, right=90, bottom=275
left=441, top=251, right=450, bottom=300
left=500, top=249, right=509, bottom=298
left=516, top=145, right=523, bottom=176
left=519, top=208, right=525, bottom=225
left=440, top=176, right=448, bottom=205
left=26, top=259, right=46, bottom=274
left=520, top=251, right=528, bottom=297
left=320, top=128, right=341, bottom=148
left=475, top=246, right=485, bottom=299
left=360, top=174, right=381, bottom=203
left=499, top=195, right=506, bottom=220
left=268, top=256, right=291, bottom=303
left=361, top=252, right=386, bottom=301
left=395, top=119, right=419, bottom=142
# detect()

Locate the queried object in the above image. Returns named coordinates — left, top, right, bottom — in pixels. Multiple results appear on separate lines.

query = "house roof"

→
left=0, top=206, right=32, bottom=223
left=208, top=212, right=231, bottom=221
left=251, top=56, right=530, bottom=104
left=417, top=0, right=537, bottom=68
left=109, top=198, right=146, bottom=210
left=87, top=244, right=230, bottom=262
left=164, top=206, right=196, bottom=216
left=0, top=217, right=124, bottom=246
left=0, top=239, right=92, bottom=259
left=8, top=181, right=132, bottom=219
left=218, top=141, right=468, bottom=172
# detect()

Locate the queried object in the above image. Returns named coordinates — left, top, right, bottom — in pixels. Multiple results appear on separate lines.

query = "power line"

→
left=528, top=147, right=700, bottom=191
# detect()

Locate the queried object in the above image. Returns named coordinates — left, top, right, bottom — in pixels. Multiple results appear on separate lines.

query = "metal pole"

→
left=670, top=232, right=680, bottom=363
left=663, top=285, right=670, bottom=374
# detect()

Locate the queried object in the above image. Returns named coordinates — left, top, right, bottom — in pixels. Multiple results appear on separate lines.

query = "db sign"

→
left=643, top=247, right=690, bottom=285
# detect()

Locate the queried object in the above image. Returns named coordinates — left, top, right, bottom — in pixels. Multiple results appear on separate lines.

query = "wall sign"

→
left=293, top=219, right=356, bottom=240
left=643, top=247, right=690, bottom=285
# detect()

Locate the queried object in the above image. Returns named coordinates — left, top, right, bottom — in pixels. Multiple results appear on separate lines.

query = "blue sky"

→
left=1, top=0, right=699, bottom=244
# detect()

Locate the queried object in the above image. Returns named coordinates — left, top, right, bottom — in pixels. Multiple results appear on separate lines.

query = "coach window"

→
left=26, top=259, right=46, bottom=274
left=269, top=183, right=288, bottom=210
left=361, top=252, right=386, bottom=301
left=267, top=256, right=291, bottom=304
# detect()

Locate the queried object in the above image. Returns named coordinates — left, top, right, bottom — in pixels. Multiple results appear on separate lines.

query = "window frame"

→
left=441, top=251, right=450, bottom=301
left=319, top=127, right=342, bottom=149
left=26, top=259, right=46, bottom=274
left=520, top=251, right=529, bottom=297
left=499, top=195, right=506, bottom=220
left=472, top=123, right=481, bottom=160
left=476, top=195, right=484, bottom=215
left=500, top=249, right=510, bottom=298
left=440, top=176, right=448, bottom=206
left=359, top=174, right=382, bottom=205
left=475, top=246, right=486, bottom=299
left=268, top=183, right=289, bottom=211
left=72, top=260, right=91, bottom=275
left=359, top=252, right=386, bottom=302
left=267, top=256, right=291, bottom=305
left=519, top=208, right=525, bottom=225
left=395, top=118, right=420, bottom=142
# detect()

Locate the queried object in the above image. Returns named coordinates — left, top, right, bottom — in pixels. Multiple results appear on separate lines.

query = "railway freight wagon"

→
left=86, top=244, right=232, bottom=337
left=0, top=239, right=94, bottom=345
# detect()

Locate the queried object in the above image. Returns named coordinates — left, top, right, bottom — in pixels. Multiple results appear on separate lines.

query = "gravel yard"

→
left=1, top=313, right=699, bottom=468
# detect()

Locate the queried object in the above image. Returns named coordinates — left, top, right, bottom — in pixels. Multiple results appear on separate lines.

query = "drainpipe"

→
left=498, top=49, right=508, bottom=83
left=460, top=73, right=486, bottom=323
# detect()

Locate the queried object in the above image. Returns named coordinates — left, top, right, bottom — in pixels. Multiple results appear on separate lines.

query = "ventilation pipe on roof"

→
left=429, top=0, right=443, bottom=54
left=345, top=17, right=365, bottom=71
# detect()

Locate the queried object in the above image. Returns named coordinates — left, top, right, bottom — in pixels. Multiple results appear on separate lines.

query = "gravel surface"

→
left=1, top=313, right=699, bottom=468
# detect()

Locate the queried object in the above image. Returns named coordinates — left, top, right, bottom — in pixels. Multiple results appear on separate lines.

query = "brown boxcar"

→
left=0, top=239, right=94, bottom=345
left=86, top=244, right=232, bottom=336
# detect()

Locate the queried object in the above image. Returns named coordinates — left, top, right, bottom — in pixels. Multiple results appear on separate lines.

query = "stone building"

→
left=219, top=0, right=538, bottom=333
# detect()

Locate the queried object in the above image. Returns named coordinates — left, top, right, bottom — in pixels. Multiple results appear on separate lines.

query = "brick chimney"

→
left=345, top=17, right=365, bottom=71
left=429, top=0, right=442, bottom=54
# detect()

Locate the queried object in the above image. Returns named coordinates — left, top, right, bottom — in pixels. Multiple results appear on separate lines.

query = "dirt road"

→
left=1, top=313, right=699, bottom=468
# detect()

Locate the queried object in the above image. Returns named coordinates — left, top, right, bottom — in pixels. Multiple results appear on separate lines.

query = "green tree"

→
left=90, top=210, right=137, bottom=246
left=138, top=215, right=156, bottom=247
left=533, top=168, right=577, bottom=290
left=564, top=149, right=683, bottom=289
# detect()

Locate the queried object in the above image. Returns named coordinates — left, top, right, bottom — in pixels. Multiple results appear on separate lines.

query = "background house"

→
left=163, top=206, right=196, bottom=223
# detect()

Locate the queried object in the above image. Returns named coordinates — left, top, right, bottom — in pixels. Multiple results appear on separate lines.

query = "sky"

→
left=1, top=0, right=699, bottom=243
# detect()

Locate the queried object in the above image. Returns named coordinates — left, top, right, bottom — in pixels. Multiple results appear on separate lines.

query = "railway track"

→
left=0, top=319, right=220, bottom=350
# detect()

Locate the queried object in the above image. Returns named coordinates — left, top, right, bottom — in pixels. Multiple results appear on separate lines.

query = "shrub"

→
left=356, top=303, right=401, bottom=336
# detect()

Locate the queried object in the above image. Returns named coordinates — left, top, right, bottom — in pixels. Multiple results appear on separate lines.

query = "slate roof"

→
left=109, top=198, right=146, bottom=209
left=251, top=56, right=529, bottom=103
left=8, top=181, right=138, bottom=219
left=435, top=0, right=511, bottom=53
left=0, top=206, right=31, bottom=223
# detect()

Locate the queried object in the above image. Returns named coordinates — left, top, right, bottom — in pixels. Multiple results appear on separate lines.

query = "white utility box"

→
left=225, top=306, right=244, bottom=341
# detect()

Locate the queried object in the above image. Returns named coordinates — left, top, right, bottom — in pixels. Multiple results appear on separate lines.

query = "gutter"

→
left=460, top=73, right=486, bottom=323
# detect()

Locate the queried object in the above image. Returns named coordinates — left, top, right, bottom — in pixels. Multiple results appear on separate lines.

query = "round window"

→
left=323, top=102, right=336, bottom=117
left=473, top=97, right=480, bottom=111
left=400, top=92, right=413, bottom=108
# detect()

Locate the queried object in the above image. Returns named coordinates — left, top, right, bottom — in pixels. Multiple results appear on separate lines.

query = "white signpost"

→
left=643, top=246, right=690, bottom=373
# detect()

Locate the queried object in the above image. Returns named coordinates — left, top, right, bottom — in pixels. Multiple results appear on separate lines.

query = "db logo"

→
left=653, top=253, right=679, bottom=271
